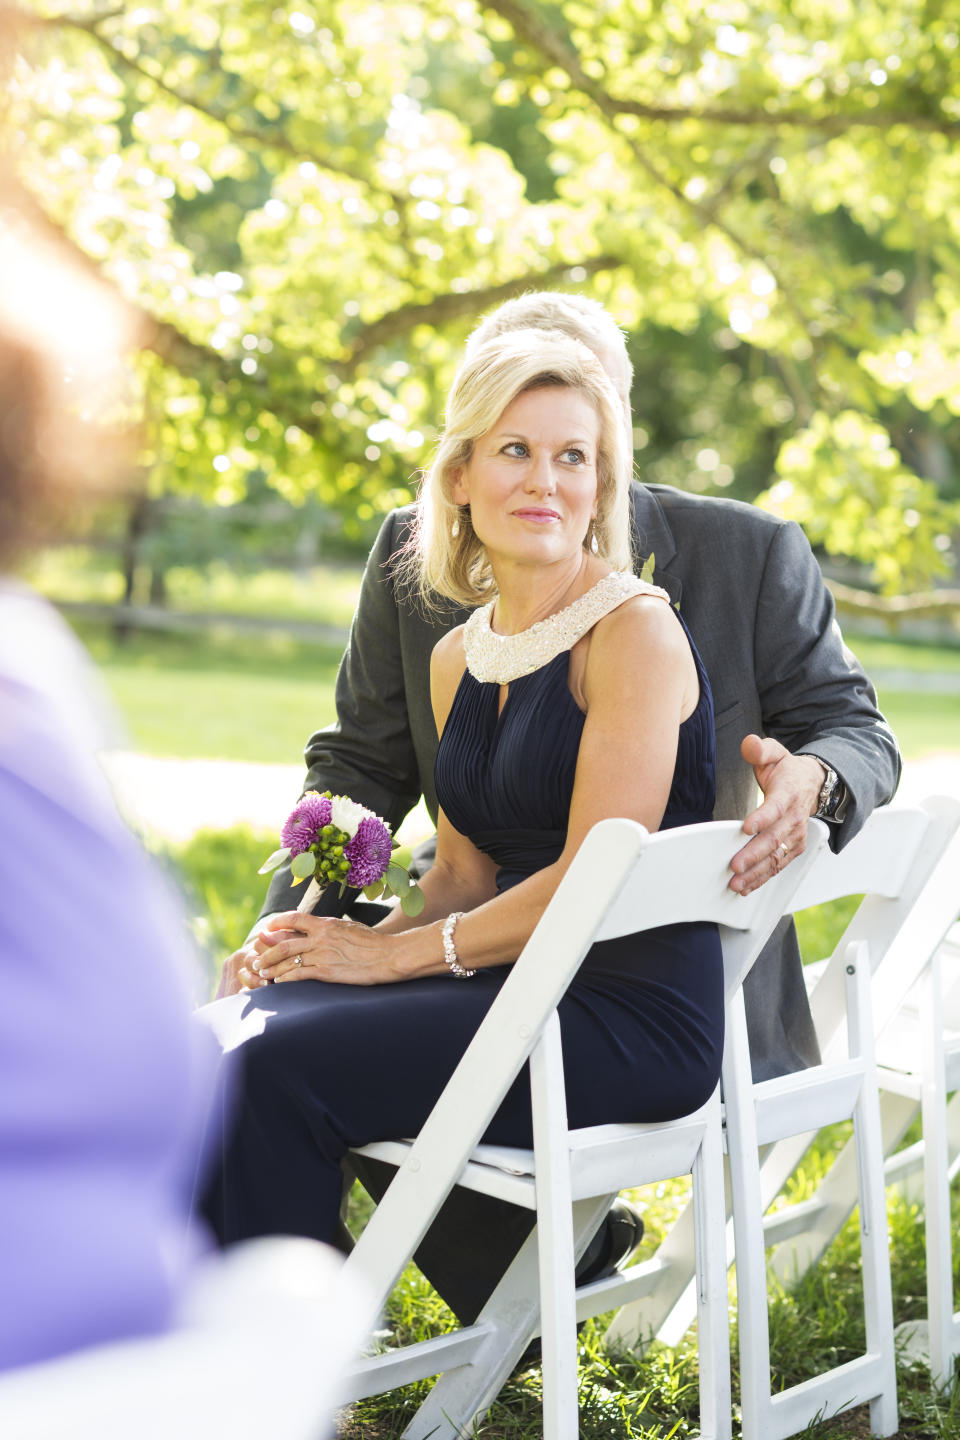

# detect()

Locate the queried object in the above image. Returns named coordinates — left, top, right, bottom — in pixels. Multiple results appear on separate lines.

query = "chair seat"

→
left=354, top=1103, right=714, bottom=1209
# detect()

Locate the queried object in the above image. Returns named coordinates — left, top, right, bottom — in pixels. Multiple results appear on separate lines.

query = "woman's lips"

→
left=512, top=508, right=561, bottom=523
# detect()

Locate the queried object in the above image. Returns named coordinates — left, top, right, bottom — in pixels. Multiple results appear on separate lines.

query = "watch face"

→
left=818, top=768, right=844, bottom=818
left=815, top=762, right=838, bottom=817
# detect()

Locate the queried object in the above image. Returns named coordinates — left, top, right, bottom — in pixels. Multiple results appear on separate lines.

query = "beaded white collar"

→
left=462, top=571, right=670, bottom=684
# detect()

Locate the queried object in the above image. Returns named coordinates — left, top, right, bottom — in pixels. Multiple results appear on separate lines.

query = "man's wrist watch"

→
left=808, top=755, right=847, bottom=822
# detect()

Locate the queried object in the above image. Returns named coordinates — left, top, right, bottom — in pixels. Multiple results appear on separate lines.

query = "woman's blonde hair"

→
left=400, top=328, right=633, bottom=609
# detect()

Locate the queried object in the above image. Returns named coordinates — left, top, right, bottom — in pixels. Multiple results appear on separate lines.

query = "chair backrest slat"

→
left=789, top=799, right=960, bottom=1061
left=788, top=806, right=933, bottom=912
left=593, top=817, right=829, bottom=998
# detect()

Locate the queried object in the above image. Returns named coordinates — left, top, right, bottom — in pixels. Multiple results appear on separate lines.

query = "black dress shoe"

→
left=574, top=1197, right=645, bottom=1286
left=511, top=1199, right=645, bottom=1371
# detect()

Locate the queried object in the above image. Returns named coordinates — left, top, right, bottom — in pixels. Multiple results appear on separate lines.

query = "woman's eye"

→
left=503, top=442, right=528, bottom=458
left=562, top=448, right=586, bottom=465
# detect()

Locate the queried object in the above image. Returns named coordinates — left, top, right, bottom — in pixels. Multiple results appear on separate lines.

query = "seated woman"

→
left=200, top=329, right=723, bottom=1247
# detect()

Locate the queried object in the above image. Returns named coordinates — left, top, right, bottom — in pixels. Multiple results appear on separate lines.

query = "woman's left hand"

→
left=252, top=913, right=409, bottom=986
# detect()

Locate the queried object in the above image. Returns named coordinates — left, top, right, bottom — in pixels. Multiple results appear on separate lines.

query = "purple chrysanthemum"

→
left=281, top=792, right=332, bottom=856
left=344, top=814, right=394, bottom=888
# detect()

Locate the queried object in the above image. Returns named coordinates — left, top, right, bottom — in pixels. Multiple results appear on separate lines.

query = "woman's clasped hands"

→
left=218, top=914, right=409, bottom=995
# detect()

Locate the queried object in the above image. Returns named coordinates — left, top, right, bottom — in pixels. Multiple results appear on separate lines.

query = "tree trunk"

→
left=116, top=495, right=152, bottom=642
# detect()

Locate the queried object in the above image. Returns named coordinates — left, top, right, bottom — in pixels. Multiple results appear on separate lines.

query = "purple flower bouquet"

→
left=258, top=790, right=425, bottom=916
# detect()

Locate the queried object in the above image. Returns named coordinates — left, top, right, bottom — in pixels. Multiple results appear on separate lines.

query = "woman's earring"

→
left=590, top=523, right=599, bottom=555
left=451, top=515, right=460, bottom=539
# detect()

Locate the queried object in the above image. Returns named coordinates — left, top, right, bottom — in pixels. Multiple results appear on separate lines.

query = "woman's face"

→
left=451, top=384, right=601, bottom=573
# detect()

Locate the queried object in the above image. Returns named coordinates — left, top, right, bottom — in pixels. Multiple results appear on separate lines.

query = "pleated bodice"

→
left=435, top=609, right=716, bottom=896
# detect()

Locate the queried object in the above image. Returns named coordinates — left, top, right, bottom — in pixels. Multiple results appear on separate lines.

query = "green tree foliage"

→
left=4, top=0, right=959, bottom=587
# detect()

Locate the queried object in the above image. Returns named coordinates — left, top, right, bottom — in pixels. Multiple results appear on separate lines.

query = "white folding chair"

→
left=0, top=1237, right=370, bottom=1440
left=876, top=919, right=960, bottom=1389
left=753, top=800, right=960, bottom=1406
left=338, top=815, right=829, bottom=1440
left=609, top=797, right=960, bottom=1439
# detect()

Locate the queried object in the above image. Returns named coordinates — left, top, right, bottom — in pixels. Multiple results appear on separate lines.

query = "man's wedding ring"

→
left=779, top=842, right=790, bottom=857
left=293, top=954, right=303, bottom=967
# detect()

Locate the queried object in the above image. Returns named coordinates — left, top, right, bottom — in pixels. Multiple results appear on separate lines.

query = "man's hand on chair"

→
left=728, top=735, right=825, bottom=897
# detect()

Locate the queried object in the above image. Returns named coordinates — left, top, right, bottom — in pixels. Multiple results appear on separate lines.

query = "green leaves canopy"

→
left=6, top=0, right=959, bottom=589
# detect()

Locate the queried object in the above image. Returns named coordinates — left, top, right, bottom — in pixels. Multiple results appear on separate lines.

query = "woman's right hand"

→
left=215, top=938, right=266, bottom=997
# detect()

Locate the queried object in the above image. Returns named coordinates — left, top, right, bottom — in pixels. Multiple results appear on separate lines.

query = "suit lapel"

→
left=630, top=484, right=682, bottom=607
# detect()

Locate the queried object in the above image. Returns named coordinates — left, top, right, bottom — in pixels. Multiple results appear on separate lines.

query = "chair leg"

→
left=530, top=1016, right=579, bottom=1440
left=846, top=951, right=898, bottom=1437
left=691, top=1089, right=732, bottom=1440
left=398, top=1198, right=609, bottom=1440
left=920, top=953, right=957, bottom=1390
left=768, top=1090, right=919, bottom=1289
left=723, top=997, right=774, bottom=1440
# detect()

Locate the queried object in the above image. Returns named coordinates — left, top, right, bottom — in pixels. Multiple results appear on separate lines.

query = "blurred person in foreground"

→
left=214, top=290, right=900, bottom=1326
left=0, top=202, right=219, bottom=1371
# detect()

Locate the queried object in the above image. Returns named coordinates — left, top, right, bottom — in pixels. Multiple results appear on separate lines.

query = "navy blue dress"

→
left=200, top=610, right=724, bottom=1247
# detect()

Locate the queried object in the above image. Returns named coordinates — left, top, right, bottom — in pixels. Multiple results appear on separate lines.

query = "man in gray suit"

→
left=224, top=292, right=900, bottom=1316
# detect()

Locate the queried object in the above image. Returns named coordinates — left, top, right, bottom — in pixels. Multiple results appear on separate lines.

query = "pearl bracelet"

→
left=441, top=911, right=476, bottom=979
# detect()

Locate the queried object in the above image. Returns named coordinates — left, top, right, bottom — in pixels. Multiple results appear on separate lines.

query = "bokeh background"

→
left=3, top=7, right=960, bottom=1429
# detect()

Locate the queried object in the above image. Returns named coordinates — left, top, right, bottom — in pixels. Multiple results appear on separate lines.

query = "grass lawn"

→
left=72, top=618, right=960, bottom=766
left=79, top=624, right=344, bottom=763
left=848, top=633, right=960, bottom=676
left=879, top=691, right=960, bottom=760
left=28, top=547, right=366, bottom=629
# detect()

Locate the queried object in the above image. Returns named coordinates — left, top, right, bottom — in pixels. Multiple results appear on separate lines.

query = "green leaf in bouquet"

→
left=257, top=846, right=291, bottom=875
left=291, top=851, right=317, bottom=880
left=363, top=882, right=388, bottom=901
left=384, top=864, right=410, bottom=896
left=400, top=885, right=425, bottom=917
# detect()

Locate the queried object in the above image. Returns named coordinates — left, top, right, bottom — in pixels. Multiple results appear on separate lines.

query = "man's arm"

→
left=730, top=518, right=901, bottom=892
left=258, top=511, right=423, bottom=922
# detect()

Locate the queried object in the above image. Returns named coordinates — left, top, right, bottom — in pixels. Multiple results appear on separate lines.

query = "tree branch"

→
left=2, top=172, right=625, bottom=403
left=338, top=254, right=622, bottom=371
left=0, top=170, right=239, bottom=376
left=604, top=99, right=960, bottom=141
left=27, top=8, right=407, bottom=204
left=483, top=0, right=960, bottom=139
left=486, top=0, right=823, bottom=378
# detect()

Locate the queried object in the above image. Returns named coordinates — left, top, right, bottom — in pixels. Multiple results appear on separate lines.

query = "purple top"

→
left=0, top=585, right=218, bottom=1371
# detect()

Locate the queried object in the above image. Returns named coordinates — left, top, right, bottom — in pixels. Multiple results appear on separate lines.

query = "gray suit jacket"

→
left=261, top=484, right=901, bottom=1080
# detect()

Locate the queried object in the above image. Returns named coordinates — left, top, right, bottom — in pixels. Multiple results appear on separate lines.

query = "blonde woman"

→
left=200, top=331, right=723, bottom=1245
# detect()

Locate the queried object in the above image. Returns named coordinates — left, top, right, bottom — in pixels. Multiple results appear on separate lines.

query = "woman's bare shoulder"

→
left=430, top=623, right=468, bottom=728
left=583, top=593, right=695, bottom=706
left=593, top=592, right=686, bottom=657
left=432, top=622, right=467, bottom=675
